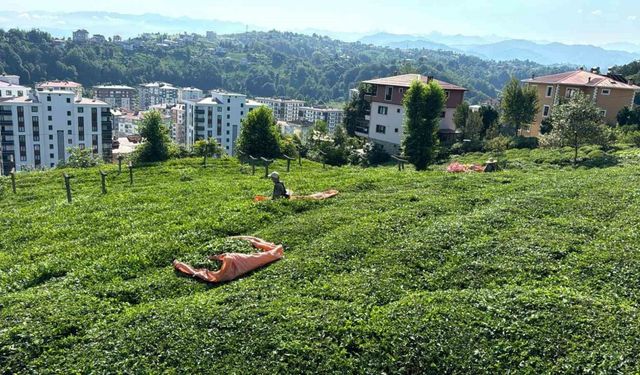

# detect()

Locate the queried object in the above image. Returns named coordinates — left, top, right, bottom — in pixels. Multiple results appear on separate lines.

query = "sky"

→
left=2, top=0, right=639, bottom=45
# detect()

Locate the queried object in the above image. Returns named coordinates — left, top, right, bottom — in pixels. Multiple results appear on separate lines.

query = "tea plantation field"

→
left=2, top=150, right=640, bottom=374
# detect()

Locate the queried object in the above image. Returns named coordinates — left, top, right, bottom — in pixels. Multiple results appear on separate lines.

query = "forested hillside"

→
left=0, top=29, right=570, bottom=103
left=612, top=60, right=640, bottom=105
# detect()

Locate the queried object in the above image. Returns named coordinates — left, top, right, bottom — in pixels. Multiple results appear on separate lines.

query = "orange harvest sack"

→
left=173, top=236, right=284, bottom=283
left=254, top=189, right=339, bottom=202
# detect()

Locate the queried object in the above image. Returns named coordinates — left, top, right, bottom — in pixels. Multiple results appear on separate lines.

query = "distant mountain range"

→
left=1, top=11, right=638, bottom=70
left=359, top=33, right=640, bottom=72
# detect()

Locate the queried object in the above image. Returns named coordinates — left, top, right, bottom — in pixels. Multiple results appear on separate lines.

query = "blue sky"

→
left=2, top=0, right=639, bottom=44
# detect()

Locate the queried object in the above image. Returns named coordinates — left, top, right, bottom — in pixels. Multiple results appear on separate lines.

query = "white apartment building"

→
left=0, top=74, right=21, bottom=85
left=300, top=107, right=345, bottom=132
left=179, top=87, right=203, bottom=102
left=0, top=90, right=112, bottom=175
left=182, top=91, right=261, bottom=155
left=138, top=82, right=179, bottom=110
left=0, top=81, right=30, bottom=98
left=112, top=110, right=143, bottom=137
left=36, top=81, right=84, bottom=98
left=94, top=85, right=137, bottom=111
left=172, top=104, right=186, bottom=145
left=255, top=97, right=305, bottom=122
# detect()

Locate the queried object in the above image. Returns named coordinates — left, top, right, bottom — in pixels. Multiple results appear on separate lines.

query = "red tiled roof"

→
left=523, top=70, right=640, bottom=90
left=37, top=80, right=82, bottom=88
left=363, top=74, right=466, bottom=91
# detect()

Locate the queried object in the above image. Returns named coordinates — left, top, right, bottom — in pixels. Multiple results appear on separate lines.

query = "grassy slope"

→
left=1, top=153, right=640, bottom=374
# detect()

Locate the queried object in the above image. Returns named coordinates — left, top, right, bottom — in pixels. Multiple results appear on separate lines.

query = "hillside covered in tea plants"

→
left=2, top=149, right=640, bottom=373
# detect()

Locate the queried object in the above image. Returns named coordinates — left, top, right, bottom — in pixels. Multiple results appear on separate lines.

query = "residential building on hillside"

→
left=94, top=85, right=137, bottom=110
left=72, top=29, right=89, bottom=42
left=36, top=81, right=83, bottom=98
left=0, top=81, right=30, bottom=98
left=0, top=90, right=112, bottom=175
left=522, top=68, right=640, bottom=136
left=0, top=74, right=21, bottom=85
left=172, top=104, right=186, bottom=145
left=182, top=91, right=261, bottom=154
left=91, top=34, right=106, bottom=43
left=179, top=87, right=203, bottom=102
left=299, top=106, right=344, bottom=132
left=113, top=110, right=144, bottom=137
left=355, top=74, right=466, bottom=153
left=255, top=97, right=305, bottom=122
left=138, top=82, right=179, bottom=110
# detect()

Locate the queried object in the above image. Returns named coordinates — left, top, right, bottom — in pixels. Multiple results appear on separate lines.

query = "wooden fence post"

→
left=117, top=154, right=124, bottom=174
left=318, top=150, right=327, bottom=169
left=261, top=157, right=274, bottom=178
left=249, top=156, right=258, bottom=176
left=283, top=155, right=295, bottom=172
left=392, top=155, right=408, bottom=171
left=128, top=161, right=134, bottom=185
left=100, top=170, right=108, bottom=194
left=63, top=173, right=73, bottom=203
left=10, top=168, right=16, bottom=194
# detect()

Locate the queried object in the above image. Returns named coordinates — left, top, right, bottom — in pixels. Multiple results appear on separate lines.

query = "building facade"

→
left=36, top=81, right=83, bottom=98
left=94, top=85, right=137, bottom=110
left=138, top=82, right=179, bottom=110
left=356, top=74, right=466, bottom=153
left=179, top=87, right=204, bottom=102
left=522, top=69, right=640, bottom=136
left=255, top=97, right=305, bottom=122
left=183, top=91, right=261, bottom=155
left=72, top=29, right=89, bottom=42
left=1, top=91, right=112, bottom=175
left=299, top=107, right=345, bottom=132
left=0, top=81, right=30, bottom=98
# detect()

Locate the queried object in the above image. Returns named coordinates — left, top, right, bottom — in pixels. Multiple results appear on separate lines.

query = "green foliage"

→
left=236, top=106, right=281, bottom=158
left=403, top=80, right=446, bottom=170
left=500, top=77, right=539, bottom=134
left=512, top=136, right=540, bottom=149
left=58, top=147, right=103, bottom=168
left=540, top=116, right=554, bottom=135
left=484, top=135, right=512, bottom=153
left=617, top=106, right=640, bottom=126
left=478, top=104, right=499, bottom=138
left=135, top=111, right=172, bottom=163
left=279, top=135, right=299, bottom=158
left=343, top=83, right=373, bottom=136
left=0, top=29, right=572, bottom=104
left=453, top=102, right=470, bottom=133
left=193, top=139, right=223, bottom=157
left=4, top=153, right=640, bottom=372
left=464, top=111, right=484, bottom=142
left=362, top=142, right=391, bottom=166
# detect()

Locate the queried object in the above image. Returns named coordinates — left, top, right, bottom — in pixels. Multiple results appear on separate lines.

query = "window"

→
left=397, top=108, right=401, bottom=113
left=50, top=154, right=54, bottom=158
left=48, top=116, right=52, bottom=121
left=240, top=103, right=244, bottom=108
left=17, top=91, right=24, bottom=96
left=440, top=112, right=446, bottom=118
left=445, top=91, right=450, bottom=99
left=399, top=88, right=404, bottom=94
left=378, top=106, right=388, bottom=115
left=67, top=111, right=71, bottom=116
left=19, top=135, right=26, bottom=161
left=32, top=106, right=38, bottom=112
left=68, top=139, right=73, bottom=144
left=375, top=125, right=386, bottom=134
left=600, top=110, right=607, bottom=117
left=79, top=144, right=85, bottom=150
left=66, top=98, right=71, bottom=103
left=227, top=106, right=230, bottom=111
left=227, top=99, right=230, bottom=103
left=217, top=107, right=222, bottom=112
left=49, top=144, right=54, bottom=150
left=543, top=105, right=550, bottom=117
left=47, top=96, right=51, bottom=102
left=5, top=90, right=11, bottom=96
left=48, top=125, right=53, bottom=131
left=384, top=87, right=393, bottom=101
left=602, top=89, right=611, bottom=96
left=395, top=128, right=399, bottom=133
left=546, top=86, right=553, bottom=98
left=47, top=106, right=52, bottom=111
left=49, top=135, right=53, bottom=140
left=78, top=107, right=84, bottom=113
left=241, top=111, right=244, bottom=116
left=67, top=120, right=72, bottom=126
left=68, top=130, right=72, bottom=135
left=565, top=88, right=579, bottom=99
left=227, top=114, right=230, bottom=119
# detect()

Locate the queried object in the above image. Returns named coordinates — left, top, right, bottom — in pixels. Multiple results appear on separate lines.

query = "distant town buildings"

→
left=255, top=97, right=305, bottom=122
left=36, top=81, right=83, bottom=98
left=0, top=87, right=113, bottom=174
left=112, top=109, right=143, bottom=137
left=299, top=106, right=345, bottom=132
left=179, top=87, right=204, bottom=102
left=138, top=82, right=179, bottom=110
left=522, top=68, right=640, bottom=136
left=356, top=74, right=466, bottom=153
left=94, top=85, right=137, bottom=111
left=72, top=29, right=89, bottom=43
left=0, top=75, right=30, bottom=98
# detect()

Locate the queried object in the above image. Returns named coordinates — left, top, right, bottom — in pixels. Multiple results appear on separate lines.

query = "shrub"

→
left=484, top=136, right=512, bottom=153
left=58, top=147, right=103, bottom=168
left=362, top=142, right=390, bottom=166
left=512, top=136, right=539, bottom=149
left=620, top=130, right=640, bottom=147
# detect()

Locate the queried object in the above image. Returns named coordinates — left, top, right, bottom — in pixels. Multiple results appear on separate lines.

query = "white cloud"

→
left=591, top=9, right=603, bottom=16
left=628, top=15, right=638, bottom=21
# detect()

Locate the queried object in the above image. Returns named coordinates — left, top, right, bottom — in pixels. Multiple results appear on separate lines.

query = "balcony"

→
left=0, top=120, right=12, bottom=126
left=0, top=110, right=12, bottom=116
left=1, top=130, right=14, bottom=136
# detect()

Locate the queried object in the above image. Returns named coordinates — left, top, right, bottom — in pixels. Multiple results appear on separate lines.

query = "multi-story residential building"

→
left=0, top=90, right=112, bottom=174
left=0, top=74, right=21, bottom=85
left=138, top=82, right=179, bottom=110
left=94, top=85, right=137, bottom=110
left=179, top=87, right=203, bottom=102
left=172, top=104, right=186, bottom=145
left=36, top=81, right=83, bottom=98
left=255, top=97, right=305, bottom=122
left=90, top=34, right=106, bottom=43
left=522, top=68, right=640, bottom=136
left=299, top=106, right=345, bottom=132
left=183, top=91, right=261, bottom=154
left=72, top=29, right=89, bottom=42
left=112, top=110, right=143, bottom=137
left=355, top=74, right=466, bottom=153
left=0, top=81, right=30, bottom=98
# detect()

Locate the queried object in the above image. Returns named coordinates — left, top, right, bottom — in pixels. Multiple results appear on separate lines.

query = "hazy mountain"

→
left=358, top=32, right=501, bottom=47
left=602, top=42, right=640, bottom=53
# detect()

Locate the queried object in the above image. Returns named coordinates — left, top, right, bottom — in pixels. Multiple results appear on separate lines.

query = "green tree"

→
left=59, top=147, right=103, bottom=168
left=403, top=80, right=446, bottom=170
left=193, top=139, right=223, bottom=157
left=453, top=102, right=470, bottom=135
left=549, top=92, right=607, bottom=165
left=464, top=111, right=484, bottom=142
left=478, top=105, right=499, bottom=138
left=501, top=78, right=539, bottom=135
left=236, top=106, right=281, bottom=158
left=135, top=111, right=171, bottom=163
left=343, top=83, right=372, bottom=136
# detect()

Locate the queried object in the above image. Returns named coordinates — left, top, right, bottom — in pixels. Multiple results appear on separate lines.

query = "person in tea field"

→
left=269, top=171, right=290, bottom=200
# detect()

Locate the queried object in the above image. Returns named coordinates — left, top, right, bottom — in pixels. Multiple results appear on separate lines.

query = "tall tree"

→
left=478, top=104, right=499, bottom=138
left=236, top=106, right=281, bottom=158
left=549, top=91, right=606, bottom=165
left=343, top=83, right=372, bottom=136
left=403, top=80, right=446, bottom=170
left=453, top=102, right=470, bottom=135
left=136, top=111, right=171, bottom=162
left=501, top=78, right=539, bottom=135
left=464, top=111, right=484, bottom=142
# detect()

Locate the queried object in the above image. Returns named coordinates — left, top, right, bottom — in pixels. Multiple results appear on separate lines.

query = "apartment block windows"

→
left=17, top=107, right=25, bottom=132
left=546, top=86, right=553, bottom=98
left=34, top=145, right=41, bottom=166
left=19, top=135, right=26, bottom=161
left=602, top=89, right=611, bottom=96
left=32, top=116, right=40, bottom=142
left=375, top=125, right=386, bottom=134
left=92, top=134, right=99, bottom=154
left=384, top=87, right=393, bottom=101
left=378, top=106, right=388, bottom=115
left=66, top=98, right=71, bottom=103
left=78, top=107, right=84, bottom=113
left=543, top=105, right=551, bottom=117
left=91, top=108, right=98, bottom=132
left=47, top=96, right=51, bottom=102
left=32, top=106, right=38, bottom=113
left=565, top=88, right=579, bottom=99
